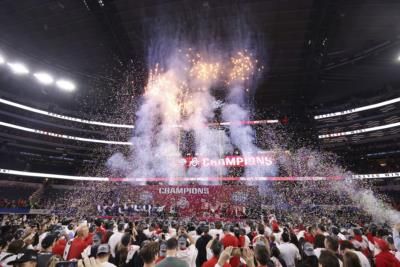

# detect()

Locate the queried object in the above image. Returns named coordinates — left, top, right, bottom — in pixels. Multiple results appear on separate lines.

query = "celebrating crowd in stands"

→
left=0, top=213, right=399, bottom=267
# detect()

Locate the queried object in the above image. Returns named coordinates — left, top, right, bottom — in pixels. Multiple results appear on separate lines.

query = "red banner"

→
left=184, top=155, right=274, bottom=167
left=110, top=176, right=343, bottom=182
left=122, top=185, right=260, bottom=217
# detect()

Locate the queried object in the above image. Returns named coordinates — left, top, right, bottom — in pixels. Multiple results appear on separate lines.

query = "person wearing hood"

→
left=373, top=238, right=400, bottom=267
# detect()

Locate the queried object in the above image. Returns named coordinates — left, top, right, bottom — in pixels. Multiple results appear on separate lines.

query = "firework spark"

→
left=190, top=61, right=221, bottom=83
left=228, top=50, right=260, bottom=84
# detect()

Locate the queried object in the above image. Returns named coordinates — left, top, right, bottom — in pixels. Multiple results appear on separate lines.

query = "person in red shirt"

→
left=52, top=238, right=67, bottom=257
left=66, top=225, right=92, bottom=260
left=238, top=232, right=245, bottom=248
left=52, top=232, right=72, bottom=257
left=202, top=239, right=231, bottom=267
left=221, top=225, right=239, bottom=267
left=94, top=219, right=107, bottom=244
left=304, top=226, right=316, bottom=244
left=374, top=238, right=400, bottom=267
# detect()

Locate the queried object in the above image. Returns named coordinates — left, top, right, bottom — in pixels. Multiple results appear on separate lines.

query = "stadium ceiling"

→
left=1, top=0, right=399, bottom=109
left=0, top=0, right=318, bottom=108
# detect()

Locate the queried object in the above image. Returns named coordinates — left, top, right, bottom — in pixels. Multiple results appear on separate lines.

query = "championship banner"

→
left=124, top=185, right=260, bottom=216
left=184, top=155, right=274, bottom=168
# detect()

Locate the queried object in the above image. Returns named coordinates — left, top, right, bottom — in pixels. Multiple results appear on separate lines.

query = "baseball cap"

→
left=303, top=242, right=315, bottom=256
left=96, top=244, right=110, bottom=256
left=9, top=250, right=38, bottom=264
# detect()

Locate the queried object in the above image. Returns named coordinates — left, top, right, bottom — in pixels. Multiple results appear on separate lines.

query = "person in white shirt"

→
left=313, top=234, right=326, bottom=258
left=0, top=239, right=24, bottom=267
left=339, top=240, right=371, bottom=267
left=176, top=233, right=198, bottom=267
left=277, top=232, right=301, bottom=267
left=169, top=227, right=177, bottom=239
left=108, top=223, right=125, bottom=258
left=65, top=224, right=76, bottom=240
left=241, top=229, right=251, bottom=248
left=209, top=222, right=224, bottom=241
left=188, top=228, right=199, bottom=243
left=272, top=224, right=283, bottom=244
left=143, top=224, right=156, bottom=239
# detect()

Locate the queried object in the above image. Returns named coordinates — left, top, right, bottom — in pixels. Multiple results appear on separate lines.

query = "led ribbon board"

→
left=314, top=97, right=400, bottom=120
left=2, top=168, right=399, bottom=181
left=0, top=121, right=132, bottom=145
left=318, top=122, right=400, bottom=139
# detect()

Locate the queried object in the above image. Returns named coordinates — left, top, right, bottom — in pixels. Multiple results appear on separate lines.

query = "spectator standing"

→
left=373, top=238, right=400, bottom=267
left=343, top=251, right=361, bottom=267
left=177, top=234, right=198, bottom=267
left=297, top=242, right=318, bottom=267
left=220, top=225, right=239, bottom=267
left=66, top=225, right=92, bottom=260
left=156, top=238, right=189, bottom=267
left=108, top=223, right=125, bottom=258
left=202, top=239, right=231, bottom=267
left=37, top=234, right=57, bottom=267
left=340, top=241, right=371, bottom=267
left=318, top=250, right=340, bottom=267
left=139, top=241, right=160, bottom=267
left=96, top=244, right=116, bottom=267
left=277, top=232, right=301, bottom=267
left=195, top=227, right=212, bottom=267
left=8, top=249, right=38, bottom=267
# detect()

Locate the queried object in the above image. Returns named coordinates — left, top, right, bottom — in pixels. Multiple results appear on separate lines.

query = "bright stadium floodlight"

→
left=34, top=72, right=54, bottom=85
left=7, top=62, right=30, bottom=75
left=56, top=79, right=76, bottom=91
left=398, top=54, right=400, bottom=61
left=0, top=55, right=5, bottom=64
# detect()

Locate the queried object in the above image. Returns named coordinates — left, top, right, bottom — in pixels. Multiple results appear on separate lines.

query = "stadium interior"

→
left=0, top=1, right=400, bottom=267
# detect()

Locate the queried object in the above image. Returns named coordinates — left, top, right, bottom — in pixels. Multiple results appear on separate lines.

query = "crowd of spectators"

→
left=0, top=199, right=29, bottom=209
left=0, top=213, right=399, bottom=267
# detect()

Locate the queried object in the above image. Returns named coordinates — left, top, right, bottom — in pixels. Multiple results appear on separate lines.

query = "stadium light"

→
left=56, top=79, right=76, bottom=91
left=0, top=55, right=5, bottom=64
left=7, top=62, right=29, bottom=74
left=398, top=54, right=400, bottom=61
left=34, top=72, right=54, bottom=85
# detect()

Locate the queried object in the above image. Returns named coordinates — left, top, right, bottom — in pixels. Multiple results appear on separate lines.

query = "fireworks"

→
left=228, top=51, right=255, bottom=83
left=190, top=61, right=221, bottom=83
left=228, top=50, right=263, bottom=85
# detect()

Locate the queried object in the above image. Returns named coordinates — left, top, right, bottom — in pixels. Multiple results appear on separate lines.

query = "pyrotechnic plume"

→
left=190, top=61, right=221, bottom=83
left=227, top=50, right=262, bottom=85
